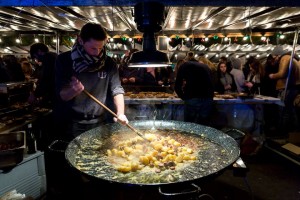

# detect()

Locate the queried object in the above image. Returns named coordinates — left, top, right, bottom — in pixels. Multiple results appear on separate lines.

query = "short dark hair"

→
left=79, top=23, right=107, bottom=42
left=30, top=43, right=49, bottom=59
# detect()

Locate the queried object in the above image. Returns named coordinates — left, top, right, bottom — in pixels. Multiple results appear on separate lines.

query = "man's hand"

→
left=113, top=114, right=129, bottom=125
left=60, top=76, right=84, bottom=101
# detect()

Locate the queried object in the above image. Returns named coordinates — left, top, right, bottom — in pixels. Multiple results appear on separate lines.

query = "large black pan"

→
left=65, top=120, right=240, bottom=186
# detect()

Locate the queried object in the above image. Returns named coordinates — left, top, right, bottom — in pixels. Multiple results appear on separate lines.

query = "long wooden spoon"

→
left=83, top=90, right=149, bottom=141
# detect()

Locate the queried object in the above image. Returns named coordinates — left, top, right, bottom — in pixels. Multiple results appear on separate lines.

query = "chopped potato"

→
left=106, top=133, right=197, bottom=173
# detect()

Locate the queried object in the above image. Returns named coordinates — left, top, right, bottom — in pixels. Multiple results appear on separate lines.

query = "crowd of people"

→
left=0, top=26, right=299, bottom=136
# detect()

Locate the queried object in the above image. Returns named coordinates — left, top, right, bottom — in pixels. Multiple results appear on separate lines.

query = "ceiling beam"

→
left=57, top=7, right=89, bottom=23
left=0, top=7, right=77, bottom=31
left=113, top=6, right=136, bottom=31
left=1, top=0, right=300, bottom=6
left=189, top=7, right=227, bottom=30
left=216, top=7, right=283, bottom=30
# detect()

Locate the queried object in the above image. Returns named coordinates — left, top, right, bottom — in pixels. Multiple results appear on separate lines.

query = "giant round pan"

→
left=65, top=120, right=240, bottom=186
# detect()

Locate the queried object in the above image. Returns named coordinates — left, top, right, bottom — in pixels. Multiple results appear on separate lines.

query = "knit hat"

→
left=271, top=46, right=288, bottom=56
left=230, top=57, right=242, bottom=69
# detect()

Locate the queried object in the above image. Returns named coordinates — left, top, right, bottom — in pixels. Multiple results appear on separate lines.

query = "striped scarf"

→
left=71, top=41, right=106, bottom=73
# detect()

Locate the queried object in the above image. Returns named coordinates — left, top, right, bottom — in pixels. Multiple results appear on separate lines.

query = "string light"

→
left=243, top=35, right=249, bottom=41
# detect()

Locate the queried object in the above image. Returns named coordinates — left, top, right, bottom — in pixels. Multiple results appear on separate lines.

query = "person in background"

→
left=244, top=59, right=262, bottom=95
left=173, top=59, right=185, bottom=79
left=0, top=55, right=25, bottom=83
left=198, top=56, right=218, bottom=88
left=55, top=22, right=128, bottom=140
left=119, top=48, right=139, bottom=85
left=229, top=56, right=245, bottom=93
left=184, top=51, right=197, bottom=62
left=136, top=67, right=168, bottom=85
left=175, top=59, right=214, bottom=126
left=216, top=61, right=237, bottom=94
left=21, top=61, right=33, bottom=82
left=260, top=54, right=278, bottom=97
left=29, top=43, right=57, bottom=107
left=261, top=54, right=280, bottom=136
left=269, top=46, right=300, bottom=138
left=243, top=56, right=256, bottom=79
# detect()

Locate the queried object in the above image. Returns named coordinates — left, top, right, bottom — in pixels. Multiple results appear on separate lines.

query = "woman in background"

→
left=216, top=61, right=237, bottom=94
left=244, top=59, right=262, bottom=95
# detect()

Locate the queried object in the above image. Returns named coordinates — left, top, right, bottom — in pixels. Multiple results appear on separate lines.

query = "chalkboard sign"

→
left=158, top=36, right=168, bottom=51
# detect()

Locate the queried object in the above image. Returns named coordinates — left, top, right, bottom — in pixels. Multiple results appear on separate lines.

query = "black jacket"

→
left=175, top=61, right=214, bottom=100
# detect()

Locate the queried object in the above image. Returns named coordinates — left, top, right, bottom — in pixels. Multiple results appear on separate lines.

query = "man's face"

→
left=82, top=38, right=105, bottom=57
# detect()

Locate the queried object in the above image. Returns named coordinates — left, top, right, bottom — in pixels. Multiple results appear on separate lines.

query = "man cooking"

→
left=55, top=22, right=128, bottom=140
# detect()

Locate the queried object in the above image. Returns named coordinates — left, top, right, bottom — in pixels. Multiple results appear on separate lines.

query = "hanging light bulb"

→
left=279, top=34, right=285, bottom=39
left=71, top=38, right=75, bottom=43
left=16, top=38, right=21, bottom=43
left=216, top=54, right=219, bottom=57
left=52, top=38, right=57, bottom=43
left=34, top=37, right=39, bottom=43
left=128, top=38, right=133, bottom=42
left=225, top=54, right=229, bottom=57
left=236, top=55, right=239, bottom=58
left=204, top=37, right=209, bottom=42
left=109, top=38, right=114, bottom=42
left=114, top=54, right=117, bottom=58
left=261, top=36, right=266, bottom=41
left=0, top=38, right=2, bottom=43
left=224, top=37, right=229, bottom=42
left=246, top=54, right=250, bottom=58
left=185, top=37, right=190, bottom=41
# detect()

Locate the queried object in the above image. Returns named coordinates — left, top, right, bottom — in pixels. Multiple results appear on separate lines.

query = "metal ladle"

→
left=83, top=90, right=149, bottom=142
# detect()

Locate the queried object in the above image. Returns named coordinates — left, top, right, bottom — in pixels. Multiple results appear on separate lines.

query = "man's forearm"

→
left=114, top=94, right=125, bottom=115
